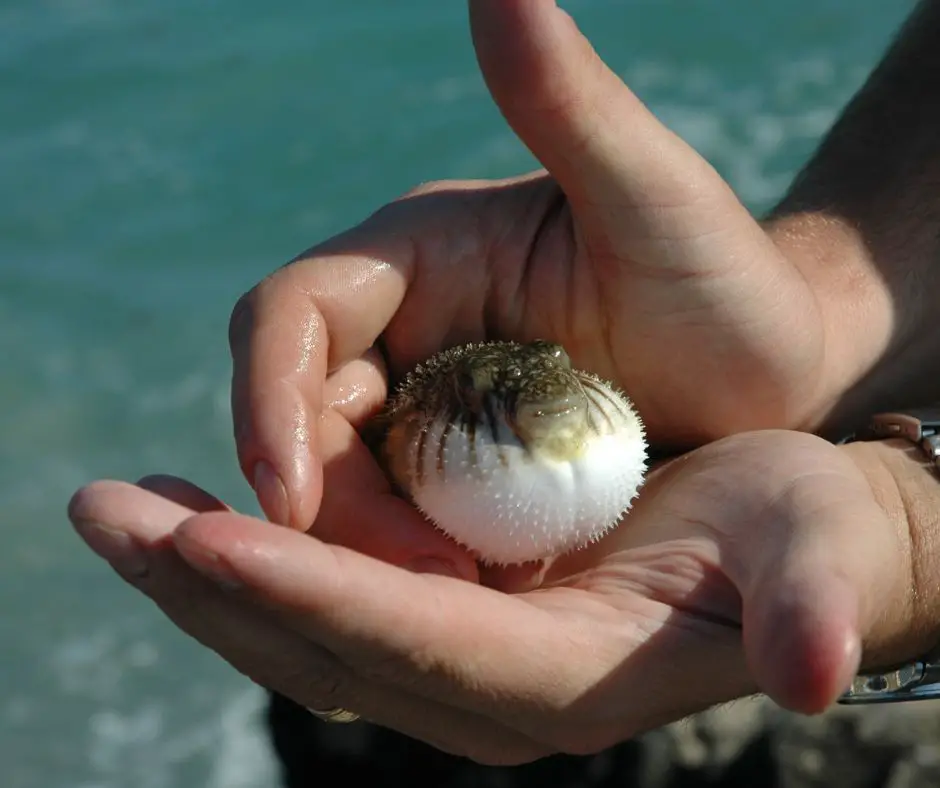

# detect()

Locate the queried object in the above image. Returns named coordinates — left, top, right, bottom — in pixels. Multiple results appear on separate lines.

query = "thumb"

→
left=731, top=457, right=902, bottom=714
left=468, top=0, right=743, bottom=253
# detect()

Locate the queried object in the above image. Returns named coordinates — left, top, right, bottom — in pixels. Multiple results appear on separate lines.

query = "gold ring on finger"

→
left=305, top=706, right=360, bottom=724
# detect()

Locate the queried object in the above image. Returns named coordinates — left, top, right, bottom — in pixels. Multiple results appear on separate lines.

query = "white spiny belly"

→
left=404, top=415, right=647, bottom=565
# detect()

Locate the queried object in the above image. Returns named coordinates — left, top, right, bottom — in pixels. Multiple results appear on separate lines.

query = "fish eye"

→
left=552, top=346, right=571, bottom=369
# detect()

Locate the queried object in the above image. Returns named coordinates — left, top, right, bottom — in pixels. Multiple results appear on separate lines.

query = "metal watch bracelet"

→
left=838, top=407, right=940, bottom=704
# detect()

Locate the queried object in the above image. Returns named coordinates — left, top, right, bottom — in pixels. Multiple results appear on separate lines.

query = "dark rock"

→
left=266, top=692, right=940, bottom=787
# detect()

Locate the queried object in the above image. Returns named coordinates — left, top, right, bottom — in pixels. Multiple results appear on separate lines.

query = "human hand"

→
left=67, top=430, right=940, bottom=764
left=231, top=0, right=900, bottom=541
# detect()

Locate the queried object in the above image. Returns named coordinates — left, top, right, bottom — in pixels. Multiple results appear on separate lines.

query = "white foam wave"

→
left=620, top=54, right=866, bottom=210
left=41, top=620, right=279, bottom=788
left=78, top=684, right=278, bottom=788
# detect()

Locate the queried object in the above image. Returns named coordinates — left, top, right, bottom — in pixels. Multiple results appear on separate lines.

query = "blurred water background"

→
left=0, top=1, right=918, bottom=786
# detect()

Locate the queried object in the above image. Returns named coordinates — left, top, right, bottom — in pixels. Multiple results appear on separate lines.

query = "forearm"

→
left=765, top=0, right=940, bottom=435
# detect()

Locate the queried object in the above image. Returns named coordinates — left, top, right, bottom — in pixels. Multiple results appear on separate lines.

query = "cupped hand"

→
left=67, top=431, right=930, bottom=765
left=232, top=0, right=891, bottom=549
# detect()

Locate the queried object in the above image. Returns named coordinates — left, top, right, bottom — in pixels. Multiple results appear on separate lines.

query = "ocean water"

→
left=1, top=1, right=918, bottom=785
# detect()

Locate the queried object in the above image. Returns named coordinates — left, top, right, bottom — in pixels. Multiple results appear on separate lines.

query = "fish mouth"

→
left=515, top=397, right=579, bottom=420
left=511, top=393, right=585, bottom=444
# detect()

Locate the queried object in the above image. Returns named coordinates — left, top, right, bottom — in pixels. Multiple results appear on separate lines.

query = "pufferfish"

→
left=377, top=340, right=648, bottom=566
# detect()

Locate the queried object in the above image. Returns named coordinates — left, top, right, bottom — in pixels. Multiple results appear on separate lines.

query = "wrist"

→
left=839, top=437, right=940, bottom=670
left=763, top=206, right=940, bottom=439
left=763, top=214, right=896, bottom=436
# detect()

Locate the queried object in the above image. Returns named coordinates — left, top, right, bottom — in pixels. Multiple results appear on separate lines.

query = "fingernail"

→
left=73, top=519, right=149, bottom=578
left=175, top=537, right=243, bottom=591
left=404, top=556, right=464, bottom=579
left=254, top=460, right=290, bottom=526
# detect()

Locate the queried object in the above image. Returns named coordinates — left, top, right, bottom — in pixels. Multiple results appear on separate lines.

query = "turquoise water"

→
left=1, top=1, right=917, bottom=785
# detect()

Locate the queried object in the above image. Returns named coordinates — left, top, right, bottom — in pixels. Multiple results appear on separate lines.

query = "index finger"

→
left=229, top=209, right=415, bottom=531
left=229, top=181, right=518, bottom=534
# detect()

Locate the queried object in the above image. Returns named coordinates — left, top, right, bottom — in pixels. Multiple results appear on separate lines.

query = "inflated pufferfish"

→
left=379, top=340, right=647, bottom=566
